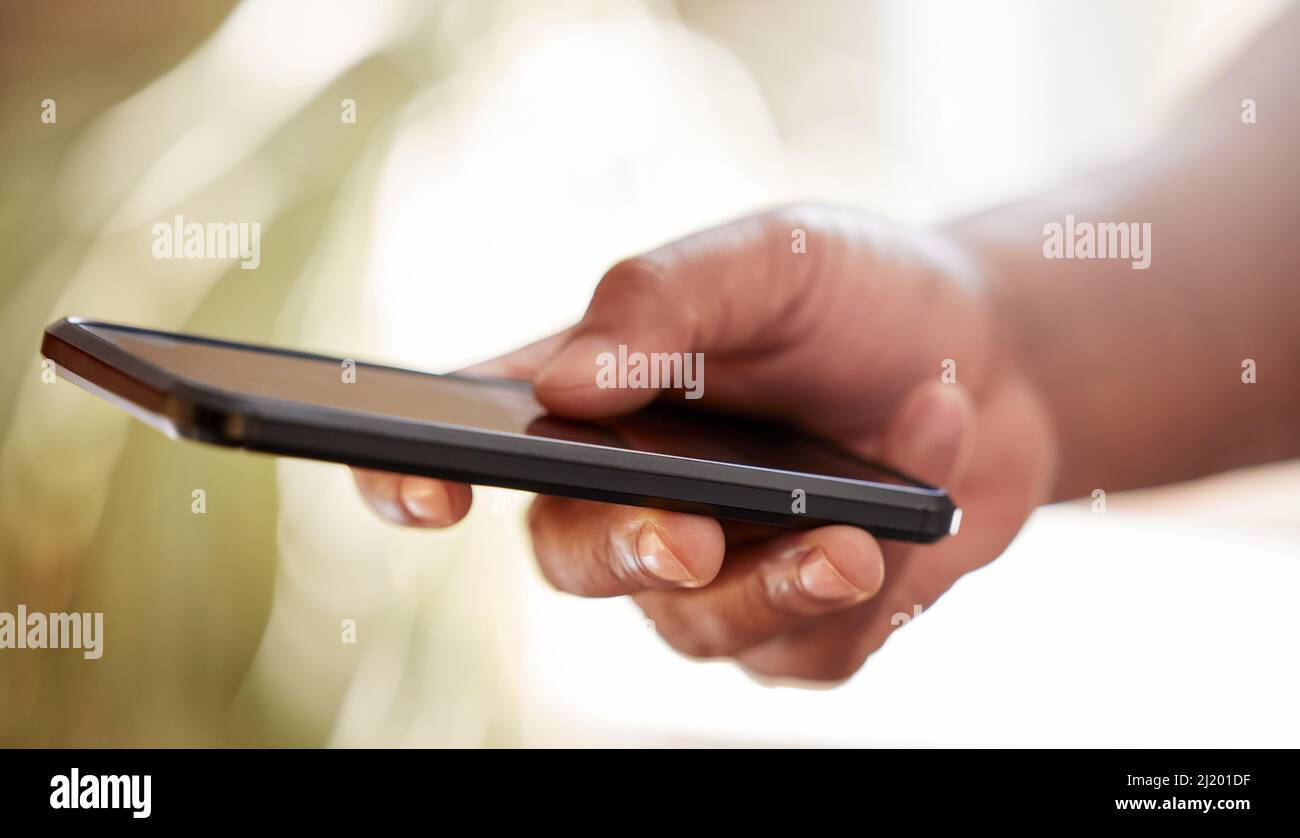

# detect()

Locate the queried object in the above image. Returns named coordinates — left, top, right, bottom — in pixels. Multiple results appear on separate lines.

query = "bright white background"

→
left=337, top=0, right=1300, bottom=747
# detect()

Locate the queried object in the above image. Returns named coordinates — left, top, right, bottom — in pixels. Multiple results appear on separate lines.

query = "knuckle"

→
left=643, top=600, right=741, bottom=660
left=804, top=656, right=867, bottom=684
left=592, top=256, right=672, bottom=308
left=742, top=634, right=873, bottom=684
left=745, top=562, right=801, bottom=619
left=665, top=626, right=730, bottom=660
left=768, top=201, right=831, bottom=228
left=765, top=202, right=840, bottom=242
left=806, top=644, right=872, bottom=683
left=529, top=510, right=636, bottom=597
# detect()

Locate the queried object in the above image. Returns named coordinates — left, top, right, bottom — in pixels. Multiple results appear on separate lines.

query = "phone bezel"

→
left=40, top=317, right=960, bottom=542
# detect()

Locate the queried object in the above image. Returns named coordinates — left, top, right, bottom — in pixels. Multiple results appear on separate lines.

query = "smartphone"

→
left=40, top=317, right=960, bottom=542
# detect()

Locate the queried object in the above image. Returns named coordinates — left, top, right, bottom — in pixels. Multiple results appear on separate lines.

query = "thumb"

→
left=532, top=258, right=705, bottom=419
left=877, top=380, right=976, bottom=488
left=533, top=215, right=800, bottom=419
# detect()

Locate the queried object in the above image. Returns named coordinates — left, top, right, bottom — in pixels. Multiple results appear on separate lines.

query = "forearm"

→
left=949, top=9, right=1300, bottom=501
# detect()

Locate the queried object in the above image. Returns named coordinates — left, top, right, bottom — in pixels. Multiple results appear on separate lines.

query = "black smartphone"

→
left=40, top=317, right=960, bottom=542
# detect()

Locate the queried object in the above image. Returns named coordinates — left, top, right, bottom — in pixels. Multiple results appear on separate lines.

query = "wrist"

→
left=942, top=210, right=1073, bottom=501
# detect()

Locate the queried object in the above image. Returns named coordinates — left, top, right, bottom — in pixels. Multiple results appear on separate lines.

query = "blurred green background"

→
left=0, top=0, right=529, bottom=746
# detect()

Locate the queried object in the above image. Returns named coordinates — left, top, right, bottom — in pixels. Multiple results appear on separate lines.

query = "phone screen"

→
left=84, top=324, right=925, bottom=487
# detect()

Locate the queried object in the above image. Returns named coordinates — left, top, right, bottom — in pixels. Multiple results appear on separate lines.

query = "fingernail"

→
left=797, top=548, right=867, bottom=602
left=534, top=333, right=614, bottom=391
left=636, top=522, right=699, bottom=587
left=400, top=479, right=452, bottom=525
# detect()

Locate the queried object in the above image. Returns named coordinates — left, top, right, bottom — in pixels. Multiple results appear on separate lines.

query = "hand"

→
left=354, top=205, right=1057, bottom=682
